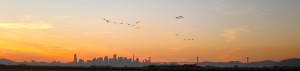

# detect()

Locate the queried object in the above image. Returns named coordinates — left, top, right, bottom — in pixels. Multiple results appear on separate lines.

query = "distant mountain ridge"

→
left=0, top=59, right=17, bottom=65
left=276, top=58, right=300, bottom=67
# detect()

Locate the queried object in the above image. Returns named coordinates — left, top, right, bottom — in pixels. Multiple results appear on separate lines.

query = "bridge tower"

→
left=246, top=57, right=249, bottom=64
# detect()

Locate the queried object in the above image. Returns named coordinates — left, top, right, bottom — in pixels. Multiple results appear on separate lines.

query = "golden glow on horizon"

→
left=0, top=23, right=51, bottom=29
left=0, top=0, right=300, bottom=63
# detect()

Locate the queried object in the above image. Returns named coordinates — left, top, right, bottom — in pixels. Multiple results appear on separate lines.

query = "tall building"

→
left=132, top=54, right=135, bottom=62
left=92, top=58, right=97, bottom=63
left=149, top=57, right=151, bottom=63
left=118, top=57, right=123, bottom=62
left=124, top=57, right=128, bottom=61
left=73, top=54, right=77, bottom=63
left=135, top=58, right=140, bottom=63
left=86, top=60, right=92, bottom=64
left=128, top=58, right=132, bottom=62
left=113, top=54, right=117, bottom=60
left=98, top=57, right=103, bottom=62
left=104, top=56, right=109, bottom=62
left=78, top=59, right=84, bottom=64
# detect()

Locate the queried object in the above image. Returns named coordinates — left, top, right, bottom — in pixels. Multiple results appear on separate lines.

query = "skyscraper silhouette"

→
left=132, top=54, right=135, bottom=62
left=98, top=57, right=103, bottom=62
left=197, top=56, right=199, bottom=64
left=67, top=53, right=150, bottom=67
left=135, top=58, right=140, bottom=63
left=78, top=59, right=84, bottom=64
left=118, top=57, right=123, bottom=62
left=73, top=54, right=77, bottom=63
left=113, top=54, right=117, bottom=60
left=149, top=57, right=151, bottom=63
left=104, top=56, right=109, bottom=62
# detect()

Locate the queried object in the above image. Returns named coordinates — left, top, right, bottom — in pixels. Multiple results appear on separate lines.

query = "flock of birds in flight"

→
left=174, top=16, right=195, bottom=41
left=175, top=34, right=194, bottom=40
left=102, top=16, right=194, bottom=41
left=103, top=19, right=141, bottom=29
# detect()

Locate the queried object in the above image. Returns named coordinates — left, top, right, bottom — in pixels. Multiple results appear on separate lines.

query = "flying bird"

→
left=179, top=16, right=183, bottom=18
left=176, top=16, right=184, bottom=19
left=105, top=20, right=110, bottom=23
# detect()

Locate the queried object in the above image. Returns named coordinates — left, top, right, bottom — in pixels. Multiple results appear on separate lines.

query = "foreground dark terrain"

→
left=1, top=65, right=300, bottom=71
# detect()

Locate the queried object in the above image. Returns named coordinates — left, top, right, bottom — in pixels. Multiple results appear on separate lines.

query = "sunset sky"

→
left=0, top=0, right=300, bottom=63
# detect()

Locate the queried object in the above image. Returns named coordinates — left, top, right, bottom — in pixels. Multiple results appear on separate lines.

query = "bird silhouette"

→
left=179, top=16, right=183, bottom=18
left=105, top=20, right=110, bottom=23
left=176, top=16, right=184, bottom=19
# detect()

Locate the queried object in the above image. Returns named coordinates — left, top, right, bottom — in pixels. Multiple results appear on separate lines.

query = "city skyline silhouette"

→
left=1, top=53, right=300, bottom=67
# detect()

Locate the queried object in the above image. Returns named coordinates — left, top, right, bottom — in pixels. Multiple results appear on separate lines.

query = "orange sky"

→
left=0, top=0, right=300, bottom=63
